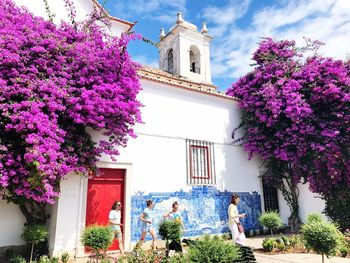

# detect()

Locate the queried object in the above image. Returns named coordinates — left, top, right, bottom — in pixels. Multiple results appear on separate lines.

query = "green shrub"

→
left=289, top=234, right=304, bottom=248
left=275, top=237, right=283, bottom=244
left=259, top=211, right=283, bottom=236
left=306, top=213, right=323, bottom=224
left=8, top=255, right=26, bottom=263
left=188, top=235, right=240, bottom=262
left=159, top=220, right=182, bottom=255
left=81, top=225, right=113, bottom=261
left=281, top=236, right=290, bottom=246
left=262, top=238, right=274, bottom=252
left=60, top=252, right=69, bottom=263
left=21, top=224, right=48, bottom=263
left=38, top=255, right=51, bottom=263
left=339, top=246, right=349, bottom=257
left=276, top=242, right=286, bottom=251
left=343, top=229, right=350, bottom=250
left=118, top=249, right=188, bottom=263
left=159, top=220, right=182, bottom=242
left=51, top=256, right=59, bottom=263
left=323, top=185, right=350, bottom=231
left=166, top=253, right=188, bottom=263
left=301, top=220, right=340, bottom=262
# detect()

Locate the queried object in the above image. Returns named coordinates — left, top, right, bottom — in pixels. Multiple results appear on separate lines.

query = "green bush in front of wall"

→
left=259, top=211, right=283, bottom=236
left=187, top=235, right=240, bottom=262
left=118, top=249, right=188, bottom=263
left=81, top=225, right=113, bottom=263
left=262, top=237, right=275, bottom=252
left=21, top=224, right=48, bottom=263
left=305, top=213, right=323, bottom=224
left=60, top=252, right=69, bottom=263
left=8, top=255, right=26, bottom=263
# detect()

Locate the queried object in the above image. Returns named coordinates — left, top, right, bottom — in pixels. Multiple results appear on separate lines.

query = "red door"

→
left=86, top=168, right=125, bottom=250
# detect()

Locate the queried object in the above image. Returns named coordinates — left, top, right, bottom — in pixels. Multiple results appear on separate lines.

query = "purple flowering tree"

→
left=0, top=0, right=142, bottom=224
left=227, top=38, right=350, bottom=230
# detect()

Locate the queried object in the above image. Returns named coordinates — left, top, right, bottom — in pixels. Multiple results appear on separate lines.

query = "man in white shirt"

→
left=109, top=201, right=124, bottom=256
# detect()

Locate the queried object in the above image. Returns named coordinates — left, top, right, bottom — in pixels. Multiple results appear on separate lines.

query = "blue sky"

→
left=101, top=0, right=350, bottom=91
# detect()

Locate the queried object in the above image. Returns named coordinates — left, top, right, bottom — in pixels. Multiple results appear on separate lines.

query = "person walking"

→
left=108, top=201, right=125, bottom=256
left=138, top=199, right=157, bottom=251
left=163, top=201, right=184, bottom=252
left=228, top=194, right=247, bottom=245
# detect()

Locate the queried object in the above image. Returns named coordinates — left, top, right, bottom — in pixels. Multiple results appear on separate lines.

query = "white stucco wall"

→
left=0, top=201, right=26, bottom=247
left=278, top=182, right=326, bottom=224
left=108, top=79, right=261, bottom=195
left=298, top=183, right=326, bottom=222
left=49, top=174, right=86, bottom=256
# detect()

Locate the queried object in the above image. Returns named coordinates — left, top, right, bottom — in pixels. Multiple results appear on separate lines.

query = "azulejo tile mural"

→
left=130, top=186, right=261, bottom=241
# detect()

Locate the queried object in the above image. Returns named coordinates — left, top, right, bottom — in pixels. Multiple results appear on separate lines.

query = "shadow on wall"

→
left=131, top=186, right=261, bottom=241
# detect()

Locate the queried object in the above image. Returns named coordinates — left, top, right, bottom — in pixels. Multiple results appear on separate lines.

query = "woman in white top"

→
left=109, top=201, right=124, bottom=256
left=228, top=194, right=246, bottom=245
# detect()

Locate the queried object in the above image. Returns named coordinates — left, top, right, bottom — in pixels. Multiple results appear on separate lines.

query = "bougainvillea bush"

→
left=227, top=38, right=350, bottom=229
left=0, top=0, right=141, bottom=220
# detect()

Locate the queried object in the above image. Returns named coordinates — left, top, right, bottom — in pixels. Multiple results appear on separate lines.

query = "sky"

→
left=101, top=0, right=350, bottom=91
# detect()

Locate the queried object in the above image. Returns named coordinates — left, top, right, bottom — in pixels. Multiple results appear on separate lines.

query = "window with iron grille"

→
left=262, top=177, right=279, bottom=212
left=186, top=139, right=216, bottom=185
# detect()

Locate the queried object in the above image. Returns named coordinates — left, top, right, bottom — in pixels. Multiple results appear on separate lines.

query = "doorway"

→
left=85, top=168, right=125, bottom=250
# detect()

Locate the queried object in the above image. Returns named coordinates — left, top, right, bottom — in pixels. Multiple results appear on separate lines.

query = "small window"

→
left=189, top=46, right=200, bottom=74
left=262, top=178, right=279, bottom=212
left=167, top=49, right=174, bottom=73
left=186, top=139, right=216, bottom=185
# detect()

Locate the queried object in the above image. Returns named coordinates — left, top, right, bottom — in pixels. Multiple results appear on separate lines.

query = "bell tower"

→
left=158, top=13, right=212, bottom=84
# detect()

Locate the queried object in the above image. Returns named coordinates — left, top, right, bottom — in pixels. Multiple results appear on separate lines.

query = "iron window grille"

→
left=262, top=177, right=279, bottom=212
left=186, top=139, right=216, bottom=185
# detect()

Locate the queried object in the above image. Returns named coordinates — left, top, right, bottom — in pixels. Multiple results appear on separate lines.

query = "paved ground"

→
left=254, top=253, right=350, bottom=263
left=246, top=236, right=349, bottom=263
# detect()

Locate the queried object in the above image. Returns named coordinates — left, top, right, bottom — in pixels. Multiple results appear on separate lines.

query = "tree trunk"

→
left=18, top=200, right=48, bottom=225
left=18, top=200, right=49, bottom=261
left=281, top=177, right=302, bottom=232
left=322, top=253, right=324, bottom=263
left=30, top=242, right=34, bottom=263
left=166, top=239, right=170, bottom=257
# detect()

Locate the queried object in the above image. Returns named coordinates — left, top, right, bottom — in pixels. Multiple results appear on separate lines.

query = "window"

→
left=262, top=177, right=279, bottom=212
left=167, top=49, right=174, bottom=73
left=186, top=139, right=216, bottom=185
left=189, top=46, right=200, bottom=74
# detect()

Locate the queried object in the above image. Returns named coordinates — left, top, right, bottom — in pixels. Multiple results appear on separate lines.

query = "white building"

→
left=0, top=0, right=326, bottom=258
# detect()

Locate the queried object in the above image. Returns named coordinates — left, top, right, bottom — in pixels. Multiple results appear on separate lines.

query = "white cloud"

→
left=113, top=0, right=186, bottom=23
left=201, top=0, right=251, bottom=37
left=205, top=0, right=350, bottom=80
left=132, top=55, right=159, bottom=68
